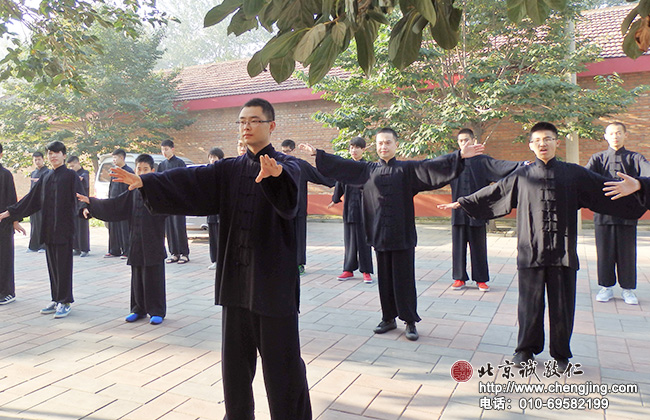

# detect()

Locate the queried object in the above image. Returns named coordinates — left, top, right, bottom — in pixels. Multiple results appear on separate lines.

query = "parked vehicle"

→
left=94, top=153, right=207, bottom=232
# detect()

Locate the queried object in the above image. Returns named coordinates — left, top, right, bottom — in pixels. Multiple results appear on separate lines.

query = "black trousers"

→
left=594, top=224, right=636, bottom=289
left=108, top=220, right=130, bottom=256
left=296, top=215, right=307, bottom=266
left=515, top=266, right=576, bottom=360
left=0, top=230, right=14, bottom=296
left=452, top=224, right=489, bottom=283
left=131, top=263, right=166, bottom=317
left=165, top=215, right=189, bottom=256
left=28, top=211, right=45, bottom=251
left=343, top=221, right=373, bottom=273
left=208, top=222, right=219, bottom=264
left=375, top=248, right=420, bottom=323
left=221, top=306, right=312, bottom=420
left=45, top=241, right=74, bottom=303
left=73, top=217, right=90, bottom=253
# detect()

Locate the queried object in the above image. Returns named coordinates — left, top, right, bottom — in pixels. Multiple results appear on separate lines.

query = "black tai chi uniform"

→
left=316, top=150, right=465, bottom=324
left=28, top=166, right=51, bottom=251
left=449, top=155, right=522, bottom=283
left=331, top=177, right=373, bottom=274
left=87, top=190, right=168, bottom=318
left=585, top=147, right=650, bottom=290
left=294, top=158, right=335, bottom=267
left=157, top=155, right=189, bottom=257
left=73, top=167, right=90, bottom=254
left=108, top=164, right=134, bottom=257
left=0, top=164, right=17, bottom=298
left=8, top=166, right=85, bottom=304
left=207, top=213, right=219, bottom=264
left=457, top=158, right=647, bottom=360
left=138, top=144, right=311, bottom=420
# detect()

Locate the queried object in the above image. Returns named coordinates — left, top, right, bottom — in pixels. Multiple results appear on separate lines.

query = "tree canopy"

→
left=310, top=2, right=647, bottom=159
left=204, top=0, right=650, bottom=85
left=0, top=26, right=194, bottom=170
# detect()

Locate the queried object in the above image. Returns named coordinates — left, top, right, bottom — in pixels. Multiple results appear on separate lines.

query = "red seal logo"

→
left=451, top=360, right=473, bottom=382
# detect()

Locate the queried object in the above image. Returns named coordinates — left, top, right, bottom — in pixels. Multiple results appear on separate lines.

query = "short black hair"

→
left=377, top=127, right=398, bottom=142
left=529, top=122, right=558, bottom=141
left=135, top=153, right=155, bottom=169
left=350, top=136, right=366, bottom=148
left=209, top=147, right=224, bottom=160
left=46, top=141, right=66, bottom=155
left=112, top=148, right=126, bottom=158
left=161, top=139, right=175, bottom=148
left=242, top=98, right=275, bottom=121
left=607, top=121, right=627, bottom=132
left=32, top=151, right=44, bottom=158
left=458, top=128, right=475, bottom=138
left=281, top=139, right=296, bottom=150
left=66, top=155, right=80, bottom=164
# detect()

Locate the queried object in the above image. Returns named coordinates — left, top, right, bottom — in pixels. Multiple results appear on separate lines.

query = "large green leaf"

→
left=355, top=19, right=379, bottom=75
left=621, top=6, right=639, bottom=36
left=247, top=30, right=304, bottom=77
left=204, top=0, right=243, bottom=27
left=243, top=0, right=269, bottom=17
left=542, top=0, right=566, bottom=10
left=227, top=8, right=258, bottom=36
left=389, top=11, right=422, bottom=69
left=623, top=19, right=644, bottom=59
left=506, top=0, right=527, bottom=23
left=269, top=54, right=296, bottom=83
left=307, top=36, right=341, bottom=85
left=430, top=2, right=460, bottom=50
left=525, top=0, right=550, bottom=25
left=639, top=0, right=650, bottom=18
left=331, top=21, right=347, bottom=47
left=414, top=0, right=436, bottom=25
left=294, top=24, right=326, bottom=62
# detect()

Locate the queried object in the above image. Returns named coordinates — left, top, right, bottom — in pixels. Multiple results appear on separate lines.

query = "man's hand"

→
left=437, top=202, right=461, bottom=210
left=0, top=210, right=9, bottom=221
left=111, top=167, right=143, bottom=190
left=82, top=208, right=91, bottom=219
left=255, top=155, right=283, bottom=183
left=460, top=143, right=485, bottom=159
left=327, top=201, right=337, bottom=209
left=604, top=172, right=641, bottom=200
left=76, top=193, right=90, bottom=204
left=13, top=221, right=25, bottom=235
left=298, top=143, right=317, bottom=156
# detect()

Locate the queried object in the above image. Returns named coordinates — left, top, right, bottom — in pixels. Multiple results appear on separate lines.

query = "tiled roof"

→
left=173, top=5, right=641, bottom=102
left=578, top=4, right=640, bottom=58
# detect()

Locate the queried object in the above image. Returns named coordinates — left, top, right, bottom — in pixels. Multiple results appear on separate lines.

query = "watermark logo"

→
left=451, top=360, right=473, bottom=382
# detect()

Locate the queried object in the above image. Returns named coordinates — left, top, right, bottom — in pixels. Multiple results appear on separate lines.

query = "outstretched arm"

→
left=603, top=172, right=642, bottom=200
left=460, top=143, right=485, bottom=159
left=111, top=166, right=143, bottom=190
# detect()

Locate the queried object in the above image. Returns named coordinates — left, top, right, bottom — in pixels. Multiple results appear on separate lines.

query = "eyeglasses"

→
left=530, top=137, right=557, bottom=145
left=235, top=120, right=273, bottom=128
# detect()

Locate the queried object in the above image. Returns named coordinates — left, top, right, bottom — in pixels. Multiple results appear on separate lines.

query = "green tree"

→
left=0, top=0, right=172, bottom=90
left=0, top=27, right=194, bottom=170
left=311, top=3, right=646, bottom=159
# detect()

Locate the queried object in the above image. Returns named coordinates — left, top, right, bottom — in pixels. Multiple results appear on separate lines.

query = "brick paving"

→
left=0, top=221, right=649, bottom=419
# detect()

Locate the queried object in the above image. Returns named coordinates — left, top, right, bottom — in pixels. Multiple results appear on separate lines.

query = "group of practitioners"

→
left=1, top=97, right=650, bottom=419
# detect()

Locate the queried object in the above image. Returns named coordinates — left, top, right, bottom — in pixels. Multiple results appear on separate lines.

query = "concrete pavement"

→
left=0, top=221, right=649, bottom=419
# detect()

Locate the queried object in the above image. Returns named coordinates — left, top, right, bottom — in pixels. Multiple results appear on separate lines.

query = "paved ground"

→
left=0, top=220, right=649, bottom=420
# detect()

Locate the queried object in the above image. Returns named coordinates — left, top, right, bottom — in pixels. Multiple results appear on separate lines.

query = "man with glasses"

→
left=438, top=122, right=648, bottom=373
left=110, top=98, right=312, bottom=420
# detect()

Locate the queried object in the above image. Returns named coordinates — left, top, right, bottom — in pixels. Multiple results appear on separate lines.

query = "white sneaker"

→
left=622, top=289, right=639, bottom=305
left=208, top=262, right=217, bottom=270
left=596, top=287, right=613, bottom=302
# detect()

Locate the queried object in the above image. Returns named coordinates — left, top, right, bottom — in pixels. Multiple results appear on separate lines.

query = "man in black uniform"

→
left=448, top=128, right=523, bottom=292
left=281, top=139, right=335, bottom=275
left=301, top=128, right=485, bottom=341
left=158, top=139, right=190, bottom=264
left=67, top=156, right=90, bottom=257
left=111, top=98, right=311, bottom=420
left=439, top=122, right=648, bottom=372
left=0, top=143, right=26, bottom=305
left=207, top=147, right=224, bottom=270
left=585, top=122, right=650, bottom=305
left=328, top=136, right=374, bottom=283
left=27, top=151, right=50, bottom=252
left=0, top=141, right=85, bottom=318
left=79, top=154, right=168, bottom=325
left=106, top=149, right=134, bottom=258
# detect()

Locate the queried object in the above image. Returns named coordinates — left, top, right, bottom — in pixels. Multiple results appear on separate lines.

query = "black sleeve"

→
left=411, top=151, right=465, bottom=192
left=483, top=157, right=525, bottom=183
left=315, top=150, right=370, bottom=187
left=259, top=158, right=300, bottom=220
left=300, top=159, right=336, bottom=188
left=7, top=176, right=44, bottom=220
left=331, top=181, right=344, bottom=203
left=577, top=167, right=646, bottom=219
left=87, top=190, right=133, bottom=222
left=458, top=174, right=519, bottom=220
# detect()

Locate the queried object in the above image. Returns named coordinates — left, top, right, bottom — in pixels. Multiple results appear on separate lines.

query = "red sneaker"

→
left=452, top=280, right=466, bottom=290
left=362, top=273, right=373, bottom=284
left=477, top=282, right=490, bottom=292
left=337, top=271, right=354, bottom=280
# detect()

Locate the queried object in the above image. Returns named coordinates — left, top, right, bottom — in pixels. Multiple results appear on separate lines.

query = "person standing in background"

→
left=27, top=151, right=50, bottom=253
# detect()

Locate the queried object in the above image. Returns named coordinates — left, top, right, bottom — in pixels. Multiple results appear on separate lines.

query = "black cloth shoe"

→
left=555, top=358, right=569, bottom=373
left=405, top=322, right=419, bottom=341
left=512, top=351, right=535, bottom=366
left=373, top=319, right=397, bottom=334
